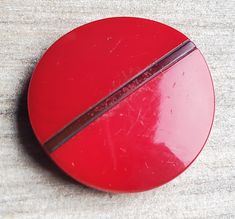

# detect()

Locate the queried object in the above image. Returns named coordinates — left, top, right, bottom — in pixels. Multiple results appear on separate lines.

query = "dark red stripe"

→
left=44, top=40, right=196, bottom=152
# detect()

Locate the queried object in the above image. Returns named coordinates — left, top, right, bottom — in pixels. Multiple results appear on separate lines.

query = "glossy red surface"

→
left=28, top=17, right=187, bottom=143
left=28, top=17, right=215, bottom=192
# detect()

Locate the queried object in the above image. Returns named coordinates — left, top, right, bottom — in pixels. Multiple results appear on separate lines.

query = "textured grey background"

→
left=0, top=0, right=235, bottom=218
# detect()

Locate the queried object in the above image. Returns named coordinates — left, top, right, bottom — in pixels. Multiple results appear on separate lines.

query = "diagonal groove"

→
left=44, top=40, right=196, bottom=153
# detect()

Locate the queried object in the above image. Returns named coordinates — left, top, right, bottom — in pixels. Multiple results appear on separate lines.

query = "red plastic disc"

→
left=28, top=17, right=215, bottom=192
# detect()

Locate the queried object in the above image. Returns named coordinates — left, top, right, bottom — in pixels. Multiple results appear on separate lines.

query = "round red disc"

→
left=28, top=17, right=215, bottom=192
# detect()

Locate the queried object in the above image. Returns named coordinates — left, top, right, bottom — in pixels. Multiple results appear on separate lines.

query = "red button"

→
left=28, top=17, right=215, bottom=192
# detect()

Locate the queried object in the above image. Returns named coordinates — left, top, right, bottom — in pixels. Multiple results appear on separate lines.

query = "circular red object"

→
left=28, top=17, right=215, bottom=192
